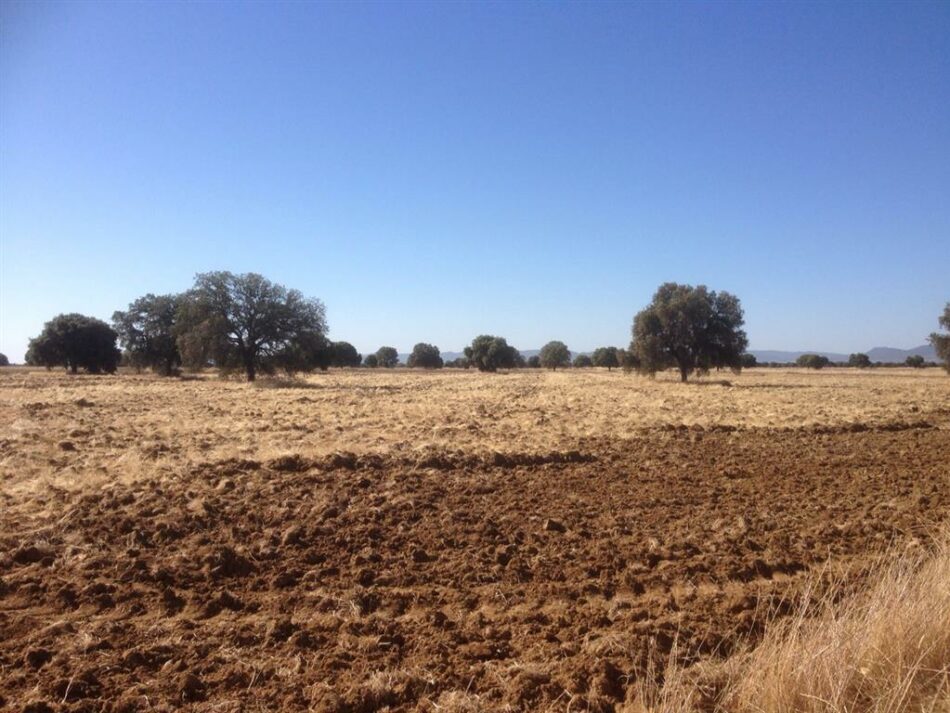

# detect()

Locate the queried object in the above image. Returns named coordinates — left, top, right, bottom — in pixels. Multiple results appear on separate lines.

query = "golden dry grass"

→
left=641, top=531, right=950, bottom=713
left=2, top=366, right=947, bottom=496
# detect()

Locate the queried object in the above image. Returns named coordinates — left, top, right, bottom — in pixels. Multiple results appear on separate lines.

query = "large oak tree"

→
left=112, top=294, right=182, bottom=376
left=631, top=283, right=748, bottom=382
left=464, top=335, right=519, bottom=373
left=176, top=272, right=327, bottom=381
left=26, top=313, right=121, bottom=374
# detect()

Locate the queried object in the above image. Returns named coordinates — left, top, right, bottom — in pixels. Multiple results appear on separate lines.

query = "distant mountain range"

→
left=396, top=344, right=937, bottom=364
left=749, top=345, right=936, bottom=364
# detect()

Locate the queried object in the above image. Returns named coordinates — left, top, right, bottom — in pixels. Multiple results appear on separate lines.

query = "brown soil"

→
left=2, top=417, right=948, bottom=711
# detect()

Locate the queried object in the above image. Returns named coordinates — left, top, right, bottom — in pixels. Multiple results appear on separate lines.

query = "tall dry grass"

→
left=644, top=533, right=950, bottom=713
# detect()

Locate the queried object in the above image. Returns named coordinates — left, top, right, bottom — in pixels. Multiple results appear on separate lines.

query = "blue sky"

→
left=1, top=1, right=948, bottom=361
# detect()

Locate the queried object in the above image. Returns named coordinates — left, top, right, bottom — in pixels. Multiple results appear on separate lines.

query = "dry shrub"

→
left=650, top=532, right=950, bottom=712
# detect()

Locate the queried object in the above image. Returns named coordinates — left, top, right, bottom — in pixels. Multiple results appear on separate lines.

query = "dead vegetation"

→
left=0, top=367, right=948, bottom=711
left=643, top=532, right=950, bottom=713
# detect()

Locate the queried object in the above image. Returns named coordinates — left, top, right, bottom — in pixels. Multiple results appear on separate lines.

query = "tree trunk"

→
left=244, top=353, right=256, bottom=381
left=679, top=365, right=689, bottom=382
left=70, top=362, right=78, bottom=375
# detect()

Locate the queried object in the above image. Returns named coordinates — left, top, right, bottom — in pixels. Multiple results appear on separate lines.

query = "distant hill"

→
left=750, top=344, right=936, bottom=364
left=866, top=345, right=936, bottom=362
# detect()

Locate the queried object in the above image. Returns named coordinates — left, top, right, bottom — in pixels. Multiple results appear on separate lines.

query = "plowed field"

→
left=1, top=368, right=948, bottom=712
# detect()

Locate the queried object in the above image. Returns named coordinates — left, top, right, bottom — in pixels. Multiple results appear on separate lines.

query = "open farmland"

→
left=1, top=367, right=948, bottom=711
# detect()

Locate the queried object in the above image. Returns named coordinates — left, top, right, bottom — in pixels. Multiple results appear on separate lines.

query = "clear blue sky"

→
left=2, top=1, right=948, bottom=362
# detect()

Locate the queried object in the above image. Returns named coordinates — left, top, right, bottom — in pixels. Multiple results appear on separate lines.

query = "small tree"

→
left=176, top=272, right=327, bottom=381
left=905, top=354, right=925, bottom=369
left=740, top=353, right=758, bottom=368
left=631, top=283, right=748, bottom=382
left=407, top=343, right=443, bottom=369
left=112, top=293, right=182, bottom=376
left=375, top=346, right=399, bottom=368
left=0, top=353, right=9, bottom=366
left=26, top=314, right=120, bottom=374
left=363, top=353, right=379, bottom=368
left=540, top=341, right=571, bottom=370
left=573, top=354, right=593, bottom=368
left=848, top=353, right=872, bottom=369
left=591, top=347, right=620, bottom=371
left=929, top=303, right=950, bottom=374
left=527, top=355, right=541, bottom=369
left=797, top=354, right=830, bottom=370
left=331, top=341, right=362, bottom=368
left=464, top=335, right=519, bottom=372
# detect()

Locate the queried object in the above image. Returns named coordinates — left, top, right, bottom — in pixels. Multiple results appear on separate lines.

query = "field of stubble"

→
left=1, top=367, right=948, bottom=712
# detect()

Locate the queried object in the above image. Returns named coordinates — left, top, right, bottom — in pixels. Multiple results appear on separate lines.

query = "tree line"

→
left=16, top=274, right=950, bottom=380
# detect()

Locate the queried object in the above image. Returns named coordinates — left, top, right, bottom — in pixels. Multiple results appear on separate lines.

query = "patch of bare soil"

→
left=2, top=427, right=947, bottom=712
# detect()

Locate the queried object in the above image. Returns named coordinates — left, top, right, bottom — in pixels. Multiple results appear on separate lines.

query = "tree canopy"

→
left=330, top=341, right=362, bottom=368
left=407, top=343, right=443, bottom=369
left=363, top=353, right=379, bottom=368
left=464, top=335, right=519, bottom=372
left=797, top=354, right=830, bottom=369
left=630, top=283, right=748, bottom=382
left=591, top=347, right=620, bottom=370
left=375, top=346, right=399, bottom=368
left=539, top=341, right=571, bottom=370
left=112, top=294, right=182, bottom=376
left=905, top=354, right=925, bottom=368
left=740, top=353, right=758, bottom=368
left=573, top=354, right=593, bottom=368
left=175, top=272, right=327, bottom=381
left=848, top=353, right=871, bottom=369
left=0, top=353, right=8, bottom=367
left=26, top=313, right=121, bottom=374
left=930, top=303, right=950, bottom=373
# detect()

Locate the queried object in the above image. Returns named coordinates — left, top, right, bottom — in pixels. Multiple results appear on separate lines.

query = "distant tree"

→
left=797, top=354, right=830, bottom=370
left=444, top=357, right=470, bottom=369
left=631, top=283, right=748, bottom=382
left=407, top=343, right=443, bottom=369
left=112, top=294, right=182, bottom=376
left=331, top=341, right=362, bottom=368
left=540, top=341, right=571, bottom=370
left=26, top=313, right=120, bottom=374
left=905, top=354, right=925, bottom=368
left=929, top=303, right=950, bottom=374
left=619, top=348, right=640, bottom=373
left=740, top=353, right=758, bottom=368
left=363, top=353, right=379, bottom=368
left=464, top=335, right=519, bottom=372
left=175, top=271, right=327, bottom=381
left=512, top=351, right=527, bottom=368
left=527, top=355, right=541, bottom=369
left=591, top=347, right=620, bottom=371
left=0, top=353, right=8, bottom=366
left=848, top=353, right=872, bottom=369
left=573, top=354, right=593, bottom=368
left=375, top=346, right=399, bottom=368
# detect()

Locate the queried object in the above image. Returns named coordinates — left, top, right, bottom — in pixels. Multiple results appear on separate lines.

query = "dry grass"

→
left=643, top=533, right=950, bottom=713
left=1, top=365, right=948, bottom=711
left=1, top=366, right=947, bottom=495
